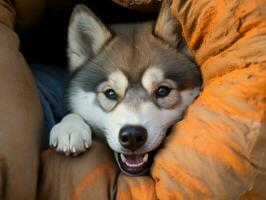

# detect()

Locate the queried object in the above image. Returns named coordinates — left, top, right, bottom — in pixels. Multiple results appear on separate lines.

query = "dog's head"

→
left=67, top=1, right=202, bottom=176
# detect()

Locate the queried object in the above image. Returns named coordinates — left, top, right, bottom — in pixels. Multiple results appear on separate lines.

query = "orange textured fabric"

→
left=149, top=0, right=266, bottom=199
left=116, top=175, right=156, bottom=200
left=38, top=140, right=119, bottom=200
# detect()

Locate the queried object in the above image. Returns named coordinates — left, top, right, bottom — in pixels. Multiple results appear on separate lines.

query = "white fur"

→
left=142, top=67, right=164, bottom=93
left=109, top=71, right=128, bottom=95
left=49, top=113, right=92, bottom=155
left=69, top=90, right=107, bottom=132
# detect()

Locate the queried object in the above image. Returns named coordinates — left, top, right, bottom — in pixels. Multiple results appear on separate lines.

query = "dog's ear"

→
left=68, top=4, right=112, bottom=71
left=154, top=0, right=182, bottom=48
left=154, top=0, right=193, bottom=59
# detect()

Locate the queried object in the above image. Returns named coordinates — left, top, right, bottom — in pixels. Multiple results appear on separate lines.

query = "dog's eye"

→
left=104, top=89, right=117, bottom=100
left=155, top=86, right=171, bottom=98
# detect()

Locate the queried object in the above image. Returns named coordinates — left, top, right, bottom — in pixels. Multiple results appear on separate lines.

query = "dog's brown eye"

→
left=155, top=86, right=171, bottom=98
left=104, top=89, right=117, bottom=100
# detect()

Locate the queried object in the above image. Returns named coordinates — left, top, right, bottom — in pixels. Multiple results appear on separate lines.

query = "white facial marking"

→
left=142, top=67, right=164, bottom=93
left=97, top=71, right=129, bottom=111
left=180, top=87, right=201, bottom=104
left=108, top=71, right=128, bottom=96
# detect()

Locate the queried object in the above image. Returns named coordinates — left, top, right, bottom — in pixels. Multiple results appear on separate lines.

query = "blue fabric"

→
left=30, top=64, right=69, bottom=149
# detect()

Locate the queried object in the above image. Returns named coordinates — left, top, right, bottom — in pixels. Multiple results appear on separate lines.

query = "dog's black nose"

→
left=119, top=125, right=147, bottom=151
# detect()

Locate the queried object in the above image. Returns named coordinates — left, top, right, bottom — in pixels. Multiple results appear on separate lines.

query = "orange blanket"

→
left=38, top=0, right=266, bottom=199
left=151, top=0, right=266, bottom=199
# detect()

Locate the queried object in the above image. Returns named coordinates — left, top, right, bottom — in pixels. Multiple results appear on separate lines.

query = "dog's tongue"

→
left=124, top=154, right=145, bottom=164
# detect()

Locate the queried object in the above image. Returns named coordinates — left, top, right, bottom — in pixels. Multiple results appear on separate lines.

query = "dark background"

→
left=19, top=0, right=157, bottom=67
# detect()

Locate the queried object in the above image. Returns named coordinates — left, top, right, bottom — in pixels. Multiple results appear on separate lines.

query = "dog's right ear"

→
left=67, top=4, right=112, bottom=71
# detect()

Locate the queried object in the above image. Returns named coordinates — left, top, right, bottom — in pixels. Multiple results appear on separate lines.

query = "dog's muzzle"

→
left=116, top=125, right=150, bottom=176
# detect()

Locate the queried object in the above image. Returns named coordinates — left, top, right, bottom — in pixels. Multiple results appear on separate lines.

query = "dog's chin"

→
left=114, top=152, right=153, bottom=176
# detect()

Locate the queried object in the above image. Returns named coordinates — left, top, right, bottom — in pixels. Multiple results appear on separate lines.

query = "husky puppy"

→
left=50, top=0, right=202, bottom=176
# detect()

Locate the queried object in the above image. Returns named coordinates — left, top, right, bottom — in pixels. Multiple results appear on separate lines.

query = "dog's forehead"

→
left=101, top=23, right=169, bottom=80
left=84, top=22, right=200, bottom=92
left=104, top=33, right=169, bottom=96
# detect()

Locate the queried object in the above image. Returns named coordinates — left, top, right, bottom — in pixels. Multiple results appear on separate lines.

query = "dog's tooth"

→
left=143, top=153, right=148, bottom=163
left=121, top=154, right=126, bottom=163
left=125, top=162, right=144, bottom=168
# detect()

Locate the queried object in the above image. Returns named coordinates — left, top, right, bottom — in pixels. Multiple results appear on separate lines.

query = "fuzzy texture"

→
left=112, top=0, right=161, bottom=12
left=150, top=0, right=266, bottom=199
left=39, top=0, right=266, bottom=199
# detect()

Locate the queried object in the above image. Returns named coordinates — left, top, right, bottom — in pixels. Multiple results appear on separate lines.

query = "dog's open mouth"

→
left=115, top=152, right=151, bottom=176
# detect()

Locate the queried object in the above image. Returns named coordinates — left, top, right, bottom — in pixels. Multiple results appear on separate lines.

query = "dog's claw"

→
left=84, top=141, right=89, bottom=149
left=53, top=139, right=58, bottom=148
left=72, top=146, right=76, bottom=153
left=49, top=114, right=92, bottom=156
left=63, top=146, right=70, bottom=156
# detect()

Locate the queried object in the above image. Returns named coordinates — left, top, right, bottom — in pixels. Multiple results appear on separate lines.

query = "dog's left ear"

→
left=154, top=1, right=190, bottom=51
left=68, top=4, right=112, bottom=71
left=154, top=0, right=194, bottom=59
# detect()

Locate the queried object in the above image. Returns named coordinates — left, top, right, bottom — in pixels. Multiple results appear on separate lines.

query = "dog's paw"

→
left=49, top=113, right=92, bottom=156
